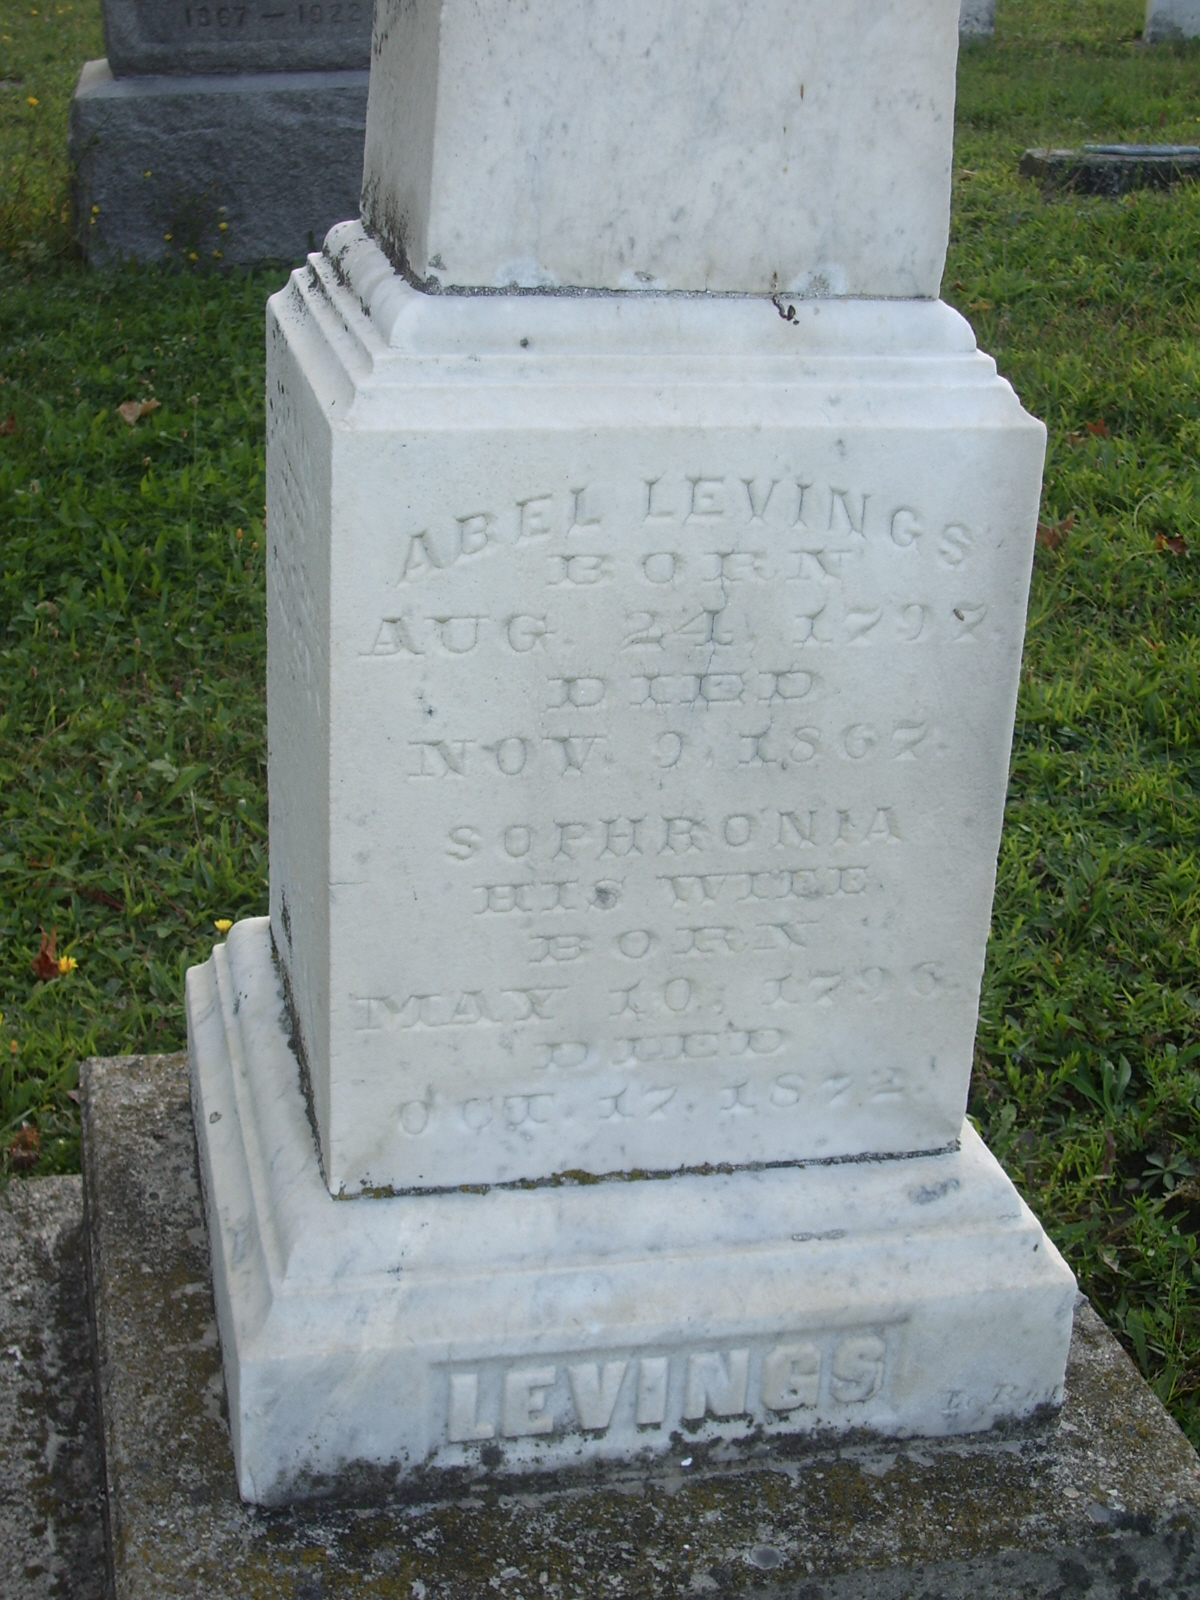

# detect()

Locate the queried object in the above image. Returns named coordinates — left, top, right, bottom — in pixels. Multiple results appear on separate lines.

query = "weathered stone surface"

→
left=362, top=0, right=960, bottom=295
left=1020, top=145, right=1200, bottom=196
left=1145, top=0, right=1200, bottom=41
left=84, top=1052, right=1200, bottom=1597
left=101, top=0, right=370, bottom=79
left=0, top=1175, right=106, bottom=1600
left=69, top=58, right=367, bottom=265
left=259, top=225, right=1049, bottom=1197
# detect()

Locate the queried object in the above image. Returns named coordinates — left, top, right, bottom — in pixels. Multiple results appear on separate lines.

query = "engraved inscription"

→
left=442, top=1327, right=890, bottom=1444
left=178, top=0, right=369, bottom=52
left=383, top=478, right=974, bottom=590
left=340, top=460, right=1008, bottom=1181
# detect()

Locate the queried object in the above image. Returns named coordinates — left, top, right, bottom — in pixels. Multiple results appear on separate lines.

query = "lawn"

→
left=3, top=0, right=1200, bottom=1443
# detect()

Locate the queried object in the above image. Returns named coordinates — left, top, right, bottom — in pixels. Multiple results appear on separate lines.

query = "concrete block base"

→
left=68, top=59, right=367, bottom=265
left=0, top=1176, right=106, bottom=1600
left=81, top=1049, right=1200, bottom=1597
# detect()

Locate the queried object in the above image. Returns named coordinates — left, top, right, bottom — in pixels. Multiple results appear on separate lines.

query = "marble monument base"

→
left=187, top=919, right=1075, bottom=1505
left=68, top=60, right=368, bottom=266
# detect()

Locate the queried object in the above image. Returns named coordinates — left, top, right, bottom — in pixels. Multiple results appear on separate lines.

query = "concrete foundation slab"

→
left=68, top=58, right=367, bottom=265
left=82, top=1051, right=1200, bottom=1599
left=0, top=1175, right=106, bottom=1600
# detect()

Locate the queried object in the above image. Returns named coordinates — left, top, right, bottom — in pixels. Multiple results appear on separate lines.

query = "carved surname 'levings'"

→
left=444, top=1330, right=890, bottom=1443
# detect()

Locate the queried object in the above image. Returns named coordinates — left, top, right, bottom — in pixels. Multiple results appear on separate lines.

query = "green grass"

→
left=0, top=264, right=282, bottom=1170
left=4, top=0, right=1200, bottom=1443
left=0, top=0, right=101, bottom=257
left=946, top=1, right=1200, bottom=1440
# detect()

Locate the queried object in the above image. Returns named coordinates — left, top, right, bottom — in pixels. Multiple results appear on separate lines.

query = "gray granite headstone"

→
left=69, top=0, right=368, bottom=264
left=70, top=60, right=368, bottom=265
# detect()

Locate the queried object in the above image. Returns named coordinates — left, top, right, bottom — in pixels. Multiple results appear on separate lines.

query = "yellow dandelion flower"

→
left=26, top=95, right=38, bottom=107
left=214, top=918, right=233, bottom=934
left=56, top=954, right=77, bottom=975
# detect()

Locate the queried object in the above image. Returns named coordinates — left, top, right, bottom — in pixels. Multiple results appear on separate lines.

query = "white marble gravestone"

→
left=187, top=0, right=1076, bottom=1505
